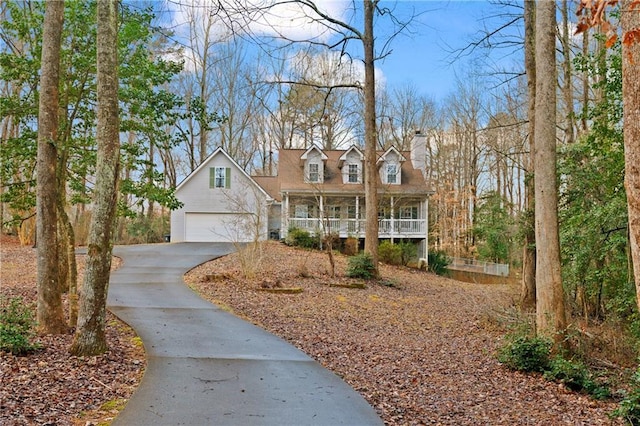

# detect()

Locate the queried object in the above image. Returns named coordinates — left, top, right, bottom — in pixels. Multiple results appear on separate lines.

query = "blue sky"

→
left=375, top=1, right=525, bottom=101
left=164, top=1, right=525, bottom=103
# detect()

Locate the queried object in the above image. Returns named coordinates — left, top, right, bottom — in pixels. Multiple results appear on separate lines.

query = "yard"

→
left=0, top=236, right=627, bottom=424
left=185, top=240, right=624, bottom=425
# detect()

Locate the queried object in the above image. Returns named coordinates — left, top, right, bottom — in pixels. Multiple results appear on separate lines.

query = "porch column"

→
left=283, top=192, right=289, bottom=239
left=319, top=195, right=324, bottom=234
left=390, top=196, right=395, bottom=244
left=425, top=198, right=429, bottom=259
left=355, top=196, right=360, bottom=236
left=420, top=197, right=429, bottom=262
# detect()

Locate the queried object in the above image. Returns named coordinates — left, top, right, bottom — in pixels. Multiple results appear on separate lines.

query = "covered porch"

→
left=281, top=193, right=429, bottom=241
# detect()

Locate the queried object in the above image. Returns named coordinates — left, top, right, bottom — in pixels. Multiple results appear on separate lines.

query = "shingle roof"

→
left=253, top=148, right=433, bottom=201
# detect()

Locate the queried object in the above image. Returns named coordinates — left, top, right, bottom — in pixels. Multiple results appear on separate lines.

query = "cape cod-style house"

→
left=170, top=132, right=434, bottom=257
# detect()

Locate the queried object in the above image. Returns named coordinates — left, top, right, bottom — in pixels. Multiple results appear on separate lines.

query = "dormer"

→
left=300, top=145, right=328, bottom=184
left=338, top=145, right=364, bottom=184
left=377, top=146, right=406, bottom=185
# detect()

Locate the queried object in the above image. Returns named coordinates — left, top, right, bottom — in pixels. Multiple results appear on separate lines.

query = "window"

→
left=348, top=163, right=359, bottom=183
left=294, top=205, right=309, bottom=218
left=386, top=164, right=398, bottom=184
left=399, top=206, right=418, bottom=219
left=347, top=205, right=357, bottom=219
left=210, top=167, right=230, bottom=189
left=308, top=163, right=319, bottom=182
left=326, top=205, right=341, bottom=218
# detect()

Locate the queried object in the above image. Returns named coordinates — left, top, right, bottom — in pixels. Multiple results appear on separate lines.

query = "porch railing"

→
left=287, top=218, right=425, bottom=237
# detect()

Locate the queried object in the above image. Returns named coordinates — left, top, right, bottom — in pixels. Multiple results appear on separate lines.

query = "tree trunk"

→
left=521, top=0, right=536, bottom=312
left=560, top=0, right=575, bottom=145
left=36, top=0, right=66, bottom=335
left=71, top=0, right=120, bottom=356
left=621, top=0, right=640, bottom=313
left=363, top=0, right=379, bottom=276
left=534, top=0, right=567, bottom=343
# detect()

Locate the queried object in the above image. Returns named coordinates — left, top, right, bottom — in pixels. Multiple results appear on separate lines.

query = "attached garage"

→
left=184, top=212, right=254, bottom=243
left=170, top=148, right=273, bottom=243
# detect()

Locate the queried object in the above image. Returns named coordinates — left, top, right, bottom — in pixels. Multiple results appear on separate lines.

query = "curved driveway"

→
left=107, top=243, right=382, bottom=425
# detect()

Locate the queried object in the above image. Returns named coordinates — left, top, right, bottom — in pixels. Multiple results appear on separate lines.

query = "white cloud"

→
left=167, top=1, right=352, bottom=43
left=243, top=1, right=350, bottom=42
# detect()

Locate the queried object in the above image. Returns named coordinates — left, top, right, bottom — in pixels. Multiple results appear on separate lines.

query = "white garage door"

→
left=184, top=213, right=253, bottom=242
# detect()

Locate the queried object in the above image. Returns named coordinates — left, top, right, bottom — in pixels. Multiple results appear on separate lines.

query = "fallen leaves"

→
left=186, top=241, right=624, bottom=425
left=0, top=235, right=145, bottom=426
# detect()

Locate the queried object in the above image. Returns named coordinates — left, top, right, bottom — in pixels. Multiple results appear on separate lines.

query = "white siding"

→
left=170, top=150, right=270, bottom=242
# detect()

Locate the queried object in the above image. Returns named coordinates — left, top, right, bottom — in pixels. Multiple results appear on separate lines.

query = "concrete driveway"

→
left=107, top=242, right=383, bottom=425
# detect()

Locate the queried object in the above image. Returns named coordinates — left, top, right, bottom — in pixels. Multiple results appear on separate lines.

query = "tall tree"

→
left=621, top=0, right=640, bottom=312
left=362, top=0, right=379, bottom=273
left=574, top=0, right=640, bottom=316
left=534, top=0, right=566, bottom=342
left=521, top=0, right=536, bottom=311
left=70, top=0, right=120, bottom=356
left=36, top=0, right=66, bottom=334
left=219, top=0, right=415, bottom=275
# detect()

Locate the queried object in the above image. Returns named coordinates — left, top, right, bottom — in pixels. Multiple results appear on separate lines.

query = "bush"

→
left=428, top=250, right=451, bottom=276
left=498, top=334, right=552, bottom=373
left=543, top=357, right=609, bottom=398
left=614, top=366, right=640, bottom=423
left=398, top=241, right=418, bottom=266
left=343, top=237, right=359, bottom=256
left=0, top=297, right=40, bottom=355
left=347, top=252, right=376, bottom=279
left=285, top=227, right=318, bottom=249
left=121, top=213, right=169, bottom=244
left=379, top=241, right=402, bottom=265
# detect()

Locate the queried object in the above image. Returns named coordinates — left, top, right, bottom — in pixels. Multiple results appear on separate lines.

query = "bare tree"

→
left=534, top=0, right=566, bottom=343
left=71, top=0, right=120, bottom=356
left=36, top=0, right=66, bottom=334
left=217, top=1, right=416, bottom=275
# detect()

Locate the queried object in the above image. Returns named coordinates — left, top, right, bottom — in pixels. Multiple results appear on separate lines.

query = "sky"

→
left=373, top=1, right=524, bottom=101
left=164, top=0, right=526, bottom=103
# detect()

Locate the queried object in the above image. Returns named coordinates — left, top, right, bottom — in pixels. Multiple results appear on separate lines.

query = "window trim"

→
left=347, top=163, right=359, bottom=183
left=308, top=162, right=320, bottom=183
left=210, top=167, right=230, bottom=189
left=386, top=163, right=398, bottom=184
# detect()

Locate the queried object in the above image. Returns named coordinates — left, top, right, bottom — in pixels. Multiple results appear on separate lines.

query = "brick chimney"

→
left=410, top=130, right=427, bottom=180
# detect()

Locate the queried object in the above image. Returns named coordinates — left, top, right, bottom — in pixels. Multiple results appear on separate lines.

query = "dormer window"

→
left=386, top=164, right=398, bottom=184
left=378, top=147, right=405, bottom=185
left=301, top=145, right=327, bottom=184
left=339, top=146, right=364, bottom=184
left=348, top=164, right=359, bottom=183
left=308, top=163, right=320, bottom=182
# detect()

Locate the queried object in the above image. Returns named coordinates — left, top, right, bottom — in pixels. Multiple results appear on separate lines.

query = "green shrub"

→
left=427, top=250, right=451, bottom=276
left=379, top=241, right=402, bottom=265
left=347, top=252, right=376, bottom=279
left=614, top=366, right=640, bottom=424
left=121, top=213, right=169, bottom=244
left=0, top=297, right=40, bottom=355
left=498, top=334, right=552, bottom=373
left=398, top=241, right=418, bottom=266
left=543, top=356, right=609, bottom=398
left=285, top=227, right=318, bottom=249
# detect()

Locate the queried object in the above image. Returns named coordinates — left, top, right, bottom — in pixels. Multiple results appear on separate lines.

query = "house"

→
left=171, top=132, right=433, bottom=257
left=170, top=147, right=274, bottom=243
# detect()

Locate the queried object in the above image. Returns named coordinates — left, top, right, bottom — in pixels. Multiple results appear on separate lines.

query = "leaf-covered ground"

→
left=185, top=241, right=624, bottom=425
left=1, top=236, right=626, bottom=425
left=0, top=235, right=145, bottom=426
